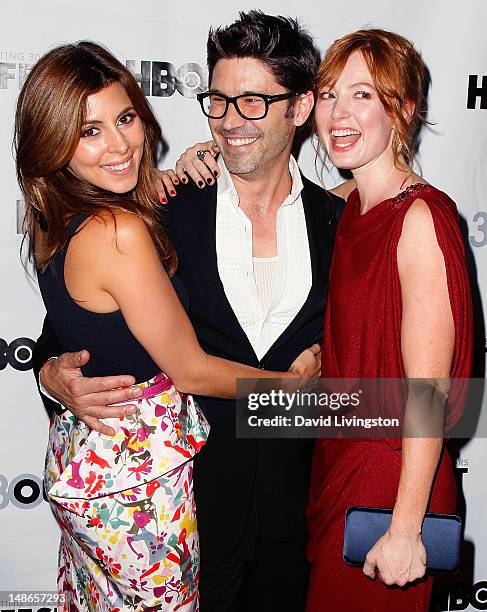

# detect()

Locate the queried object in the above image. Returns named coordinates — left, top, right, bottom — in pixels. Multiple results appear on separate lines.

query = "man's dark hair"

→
left=207, top=10, right=319, bottom=93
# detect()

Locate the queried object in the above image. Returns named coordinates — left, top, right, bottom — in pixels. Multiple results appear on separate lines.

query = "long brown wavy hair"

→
left=15, top=41, right=177, bottom=275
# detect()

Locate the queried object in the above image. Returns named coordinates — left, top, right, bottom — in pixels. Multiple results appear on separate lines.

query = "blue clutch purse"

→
left=343, top=506, right=462, bottom=573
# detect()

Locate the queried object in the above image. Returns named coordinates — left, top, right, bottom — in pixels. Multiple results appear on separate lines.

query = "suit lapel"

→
left=197, top=188, right=258, bottom=360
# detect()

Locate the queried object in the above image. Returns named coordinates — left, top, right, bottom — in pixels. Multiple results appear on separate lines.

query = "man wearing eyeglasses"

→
left=33, top=10, right=343, bottom=611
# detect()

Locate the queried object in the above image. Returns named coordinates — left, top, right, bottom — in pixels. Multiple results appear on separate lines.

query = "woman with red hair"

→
left=306, top=29, right=472, bottom=611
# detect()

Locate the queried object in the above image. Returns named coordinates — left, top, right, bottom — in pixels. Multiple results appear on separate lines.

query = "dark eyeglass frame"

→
left=196, top=91, right=298, bottom=120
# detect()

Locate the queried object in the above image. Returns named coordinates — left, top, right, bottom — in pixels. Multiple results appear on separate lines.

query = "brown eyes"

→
left=80, top=112, right=138, bottom=138
left=81, top=127, right=99, bottom=138
left=318, top=91, right=372, bottom=101
left=354, top=91, right=372, bottom=99
left=119, top=111, right=137, bottom=125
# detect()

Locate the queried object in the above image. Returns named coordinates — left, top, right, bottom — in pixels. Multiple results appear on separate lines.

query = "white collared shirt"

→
left=215, top=156, right=312, bottom=360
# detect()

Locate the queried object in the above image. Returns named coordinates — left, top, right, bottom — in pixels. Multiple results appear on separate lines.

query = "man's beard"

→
left=213, top=123, right=293, bottom=178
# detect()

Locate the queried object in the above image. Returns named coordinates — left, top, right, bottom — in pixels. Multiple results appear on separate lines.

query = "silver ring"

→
left=196, top=149, right=209, bottom=162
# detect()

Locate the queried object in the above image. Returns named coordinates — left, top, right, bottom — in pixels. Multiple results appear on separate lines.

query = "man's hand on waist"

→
left=39, top=350, right=143, bottom=435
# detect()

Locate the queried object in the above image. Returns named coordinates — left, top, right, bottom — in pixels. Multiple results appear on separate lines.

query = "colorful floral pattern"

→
left=44, top=372, right=209, bottom=611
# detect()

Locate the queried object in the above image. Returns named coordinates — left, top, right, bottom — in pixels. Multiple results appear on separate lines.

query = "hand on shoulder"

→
left=152, top=139, right=220, bottom=201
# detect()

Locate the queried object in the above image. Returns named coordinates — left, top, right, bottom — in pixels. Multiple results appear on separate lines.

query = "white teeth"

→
left=102, top=158, right=132, bottom=171
left=331, top=129, right=360, bottom=137
left=227, top=137, right=258, bottom=146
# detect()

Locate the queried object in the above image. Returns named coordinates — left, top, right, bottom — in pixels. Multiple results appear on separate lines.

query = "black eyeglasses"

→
left=196, top=91, right=297, bottom=120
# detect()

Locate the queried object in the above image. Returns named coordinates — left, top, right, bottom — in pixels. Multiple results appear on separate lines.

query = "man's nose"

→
left=221, top=100, right=247, bottom=131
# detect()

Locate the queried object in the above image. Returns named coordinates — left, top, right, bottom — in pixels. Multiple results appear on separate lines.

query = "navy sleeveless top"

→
left=37, top=215, right=189, bottom=382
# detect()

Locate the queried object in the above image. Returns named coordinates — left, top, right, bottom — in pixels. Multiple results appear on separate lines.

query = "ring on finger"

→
left=196, top=149, right=209, bottom=162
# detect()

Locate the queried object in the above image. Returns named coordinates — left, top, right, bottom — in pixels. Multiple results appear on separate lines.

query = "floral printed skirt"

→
left=44, top=372, right=210, bottom=611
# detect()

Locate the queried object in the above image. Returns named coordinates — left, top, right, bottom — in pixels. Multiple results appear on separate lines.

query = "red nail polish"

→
left=160, top=197, right=167, bottom=203
left=170, top=190, right=176, bottom=195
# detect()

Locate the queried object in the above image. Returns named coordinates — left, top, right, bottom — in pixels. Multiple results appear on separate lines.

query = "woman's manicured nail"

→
left=206, top=178, right=213, bottom=185
left=170, top=190, right=176, bottom=196
left=198, top=181, right=204, bottom=188
left=213, top=171, right=218, bottom=177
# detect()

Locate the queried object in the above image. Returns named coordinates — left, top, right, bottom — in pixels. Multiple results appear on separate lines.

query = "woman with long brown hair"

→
left=15, top=41, right=319, bottom=611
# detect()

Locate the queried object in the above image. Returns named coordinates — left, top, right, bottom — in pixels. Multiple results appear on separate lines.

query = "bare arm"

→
left=90, top=212, right=316, bottom=397
left=363, top=198, right=454, bottom=586
left=392, top=199, right=454, bottom=536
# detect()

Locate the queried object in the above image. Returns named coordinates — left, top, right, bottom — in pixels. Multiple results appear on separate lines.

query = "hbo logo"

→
left=0, top=474, right=46, bottom=510
left=445, top=582, right=487, bottom=610
left=0, top=337, right=35, bottom=371
left=126, top=60, right=207, bottom=98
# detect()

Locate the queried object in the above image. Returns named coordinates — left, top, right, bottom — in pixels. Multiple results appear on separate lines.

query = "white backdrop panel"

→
left=0, top=2, right=486, bottom=610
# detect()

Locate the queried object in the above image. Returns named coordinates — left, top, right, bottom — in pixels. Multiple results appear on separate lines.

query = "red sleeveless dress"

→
left=306, top=184, right=473, bottom=611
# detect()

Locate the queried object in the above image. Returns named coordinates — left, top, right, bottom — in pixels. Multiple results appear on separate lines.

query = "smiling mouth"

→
left=330, top=129, right=361, bottom=149
left=101, top=156, right=133, bottom=173
left=225, top=137, right=258, bottom=147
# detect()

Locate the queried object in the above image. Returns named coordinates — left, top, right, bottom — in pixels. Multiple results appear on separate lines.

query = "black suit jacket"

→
left=32, top=175, right=343, bottom=560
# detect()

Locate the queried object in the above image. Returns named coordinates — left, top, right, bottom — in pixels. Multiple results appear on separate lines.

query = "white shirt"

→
left=253, top=256, right=279, bottom=315
left=215, top=156, right=312, bottom=360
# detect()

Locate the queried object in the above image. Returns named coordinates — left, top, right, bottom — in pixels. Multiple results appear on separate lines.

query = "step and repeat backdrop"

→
left=0, top=1, right=486, bottom=610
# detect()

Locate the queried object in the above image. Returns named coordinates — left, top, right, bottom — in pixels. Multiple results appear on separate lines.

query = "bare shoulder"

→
left=399, top=198, right=441, bottom=266
left=73, top=209, right=152, bottom=254
left=402, top=198, right=435, bottom=237
left=329, top=179, right=356, bottom=200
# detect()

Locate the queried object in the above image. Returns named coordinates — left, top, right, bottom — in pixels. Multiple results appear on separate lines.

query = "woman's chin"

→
left=96, top=176, right=139, bottom=194
left=330, top=159, right=356, bottom=172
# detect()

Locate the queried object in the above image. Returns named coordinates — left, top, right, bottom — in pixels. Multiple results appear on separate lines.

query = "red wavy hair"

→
left=316, top=29, right=427, bottom=167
